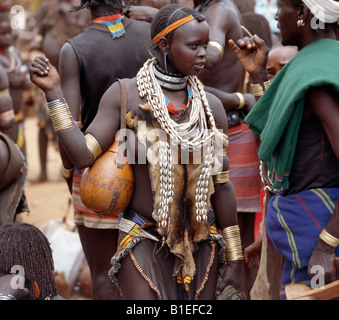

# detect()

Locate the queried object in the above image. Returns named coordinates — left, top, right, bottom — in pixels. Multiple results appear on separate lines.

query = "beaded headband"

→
left=152, top=15, right=194, bottom=44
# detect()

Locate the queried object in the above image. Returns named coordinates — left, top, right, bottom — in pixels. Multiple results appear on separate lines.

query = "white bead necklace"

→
left=137, top=58, right=217, bottom=227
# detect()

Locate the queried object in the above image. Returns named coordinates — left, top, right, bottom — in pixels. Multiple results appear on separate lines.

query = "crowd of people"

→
left=0, top=0, right=339, bottom=301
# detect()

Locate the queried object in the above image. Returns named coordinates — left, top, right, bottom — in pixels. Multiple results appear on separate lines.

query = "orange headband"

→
left=152, top=15, right=195, bottom=44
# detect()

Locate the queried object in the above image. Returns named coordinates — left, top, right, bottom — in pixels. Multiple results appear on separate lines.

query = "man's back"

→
left=67, top=19, right=153, bottom=131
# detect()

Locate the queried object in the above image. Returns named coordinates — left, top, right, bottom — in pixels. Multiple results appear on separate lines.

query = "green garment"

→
left=245, top=38, right=339, bottom=191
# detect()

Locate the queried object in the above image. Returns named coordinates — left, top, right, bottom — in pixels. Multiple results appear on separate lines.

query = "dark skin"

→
left=244, top=45, right=298, bottom=269
left=229, top=0, right=339, bottom=285
left=0, top=0, right=11, bottom=12
left=31, top=18, right=245, bottom=299
left=193, top=0, right=257, bottom=297
left=126, top=9, right=257, bottom=289
left=0, top=15, right=29, bottom=159
left=194, top=0, right=243, bottom=91
left=266, top=45, right=297, bottom=81
left=193, top=0, right=255, bottom=117
left=57, top=3, right=153, bottom=300
left=126, top=0, right=256, bottom=110
left=28, top=0, right=89, bottom=182
left=0, top=273, right=65, bottom=300
left=0, top=274, right=29, bottom=299
left=0, top=17, right=29, bottom=117
left=0, top=64, right=13, bottom=132
left=0, top=65, right=13, bottom=186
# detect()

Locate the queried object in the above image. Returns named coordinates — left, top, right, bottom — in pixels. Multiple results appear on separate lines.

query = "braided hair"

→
left=151, top=4, right=206, bottom=48
left=0, top=222, right=58, bottom=300
left=72, top=0, right=124, bottom=12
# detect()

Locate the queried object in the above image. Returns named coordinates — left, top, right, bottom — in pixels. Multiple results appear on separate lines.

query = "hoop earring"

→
left=164, top=52, right=168, bottom=74
left=297, top=19, right=305, bottom=28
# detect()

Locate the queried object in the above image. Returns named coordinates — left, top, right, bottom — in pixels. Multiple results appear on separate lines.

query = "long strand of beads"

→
left=195, top=143, right=215, bottom=222
left=137, top=58, right=219, bottom=225
left=137, top=58, right=216, bottom=150
left=157, top=140, right=174, bottom=228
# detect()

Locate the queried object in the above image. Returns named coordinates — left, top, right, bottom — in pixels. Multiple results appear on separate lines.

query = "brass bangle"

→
left=0, top=293, right=16, bottom=300
left=48, top=99, right=74, bottom=133
left=0, top=109, right=15, bottom=123
left=209, top=40, right=224, bottom=61
left=235, top=92, right=245, bottom=110
left=221, top=225, right=244, bottom=261
left=213, top=170, right=229, bottom=184
left=34, top=34, right=43, bottom=43
left=251, top=83, right=264, bottom=97
left=0, top=88, right=9, bottom=98
left=61, top=165, right=74, bottom=179
left=85, top=133, right=102, bottom=160
left=263, top=80, right=271, bottom=91
left=319, top=229, right=339, bottom=248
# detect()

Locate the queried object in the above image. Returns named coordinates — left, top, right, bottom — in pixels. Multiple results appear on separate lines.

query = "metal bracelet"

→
left=0, top=293, right=16, bottom=300
left=319, top=229, right=339, bottom=248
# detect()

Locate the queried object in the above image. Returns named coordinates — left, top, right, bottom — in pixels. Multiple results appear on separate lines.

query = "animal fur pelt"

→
left=126, top=103, right=216, bottom=283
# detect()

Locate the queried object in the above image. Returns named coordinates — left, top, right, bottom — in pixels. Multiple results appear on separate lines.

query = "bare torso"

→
left=120, top=77, right=226, bottom=221
left=197, top=0, right=245, bottom=92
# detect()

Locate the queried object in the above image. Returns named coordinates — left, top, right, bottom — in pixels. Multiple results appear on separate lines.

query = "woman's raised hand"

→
left=30, top=56, right=61, bottom=96
left=228, top=35, right=269, bottom=76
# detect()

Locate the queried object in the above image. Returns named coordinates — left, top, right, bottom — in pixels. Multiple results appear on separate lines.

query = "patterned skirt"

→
left=228, top=122, right=261, bottom=212
left=266, top=188, right=339, bottom=298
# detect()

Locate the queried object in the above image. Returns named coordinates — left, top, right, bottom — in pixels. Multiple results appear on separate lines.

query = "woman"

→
left=30, top=4, right=245, bottom=300
left=229, top=0, right=339, bottom=298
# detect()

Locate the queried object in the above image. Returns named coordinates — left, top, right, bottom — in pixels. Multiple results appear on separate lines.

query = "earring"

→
left=164, top=52, right=168, bottom=74
left=33, top=281, right=40, bottom=299
left=297, top=19, right=305, bottom=28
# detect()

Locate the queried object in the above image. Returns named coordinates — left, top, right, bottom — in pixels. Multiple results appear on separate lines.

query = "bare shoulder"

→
left=205, top=0, right=242, bottom=35
left=59, top=42, right=79, bottom=72
left=221, top=0, right=242, bottom=27
left=124, top=78, right=144, bottom=112
left=209, top=0, right=240, bottom=20
left=102, top=77, right=141, bottom=112
left=59, top=42, right=77, bottom=60
left=205, top=91, right=228, bottom=132
left=118, top=77, right=139, bottom=99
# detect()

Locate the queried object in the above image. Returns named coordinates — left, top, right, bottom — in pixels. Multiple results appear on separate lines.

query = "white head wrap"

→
left=302, top=0, right=339, bottom=23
